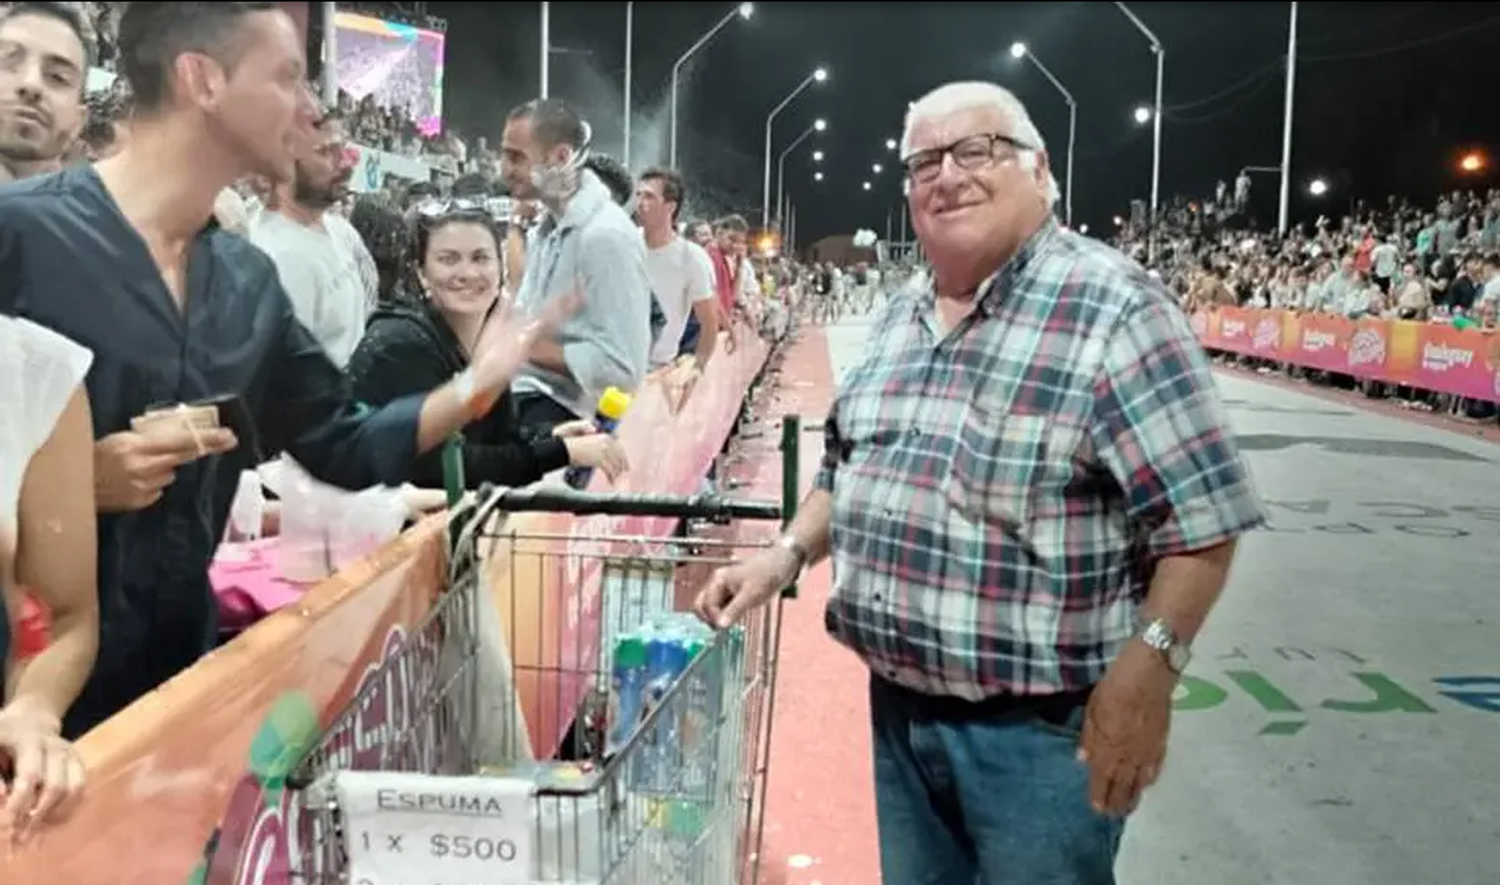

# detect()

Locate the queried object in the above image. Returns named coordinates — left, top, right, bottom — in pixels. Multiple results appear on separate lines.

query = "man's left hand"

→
left=1077, top=638, right=1177, bottom=817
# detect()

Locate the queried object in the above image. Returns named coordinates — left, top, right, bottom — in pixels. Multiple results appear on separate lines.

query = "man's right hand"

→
left=94, top=425, right=238, bottom=513
left=692, top=546, right=799, bottom=629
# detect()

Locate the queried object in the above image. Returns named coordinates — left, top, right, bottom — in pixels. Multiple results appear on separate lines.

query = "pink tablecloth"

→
left=210, top=539, right=306, bottom=633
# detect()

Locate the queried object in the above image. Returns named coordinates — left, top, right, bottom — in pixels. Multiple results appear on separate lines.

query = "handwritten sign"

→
left=334, top=770, right=533, bottom=885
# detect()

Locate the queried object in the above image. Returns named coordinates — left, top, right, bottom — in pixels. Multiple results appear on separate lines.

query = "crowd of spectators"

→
left=58, top=1, right=487, bottom=176
left=1121, top=184, right=1500, bottom=327
left=1118, top=180, right=1500, bottom=421
left=0, top=0, right=810, bottom=821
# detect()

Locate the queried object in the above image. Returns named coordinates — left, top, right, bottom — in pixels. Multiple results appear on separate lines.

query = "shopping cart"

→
left=289, top=416, right=803, bottom=885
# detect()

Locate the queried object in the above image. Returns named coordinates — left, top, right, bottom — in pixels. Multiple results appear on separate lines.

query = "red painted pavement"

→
left=725, top=326, right=881, bottom=885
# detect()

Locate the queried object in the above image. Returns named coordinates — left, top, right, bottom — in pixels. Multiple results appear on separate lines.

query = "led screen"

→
left=334, top=11, right=446, bottom=136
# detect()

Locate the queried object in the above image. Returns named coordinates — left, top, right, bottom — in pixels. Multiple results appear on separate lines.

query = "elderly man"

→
left=696, top=80, right=1265, bottom=884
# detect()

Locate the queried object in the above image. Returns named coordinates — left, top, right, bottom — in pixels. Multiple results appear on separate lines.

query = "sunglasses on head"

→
left=415, top=197, right=490, bottom=218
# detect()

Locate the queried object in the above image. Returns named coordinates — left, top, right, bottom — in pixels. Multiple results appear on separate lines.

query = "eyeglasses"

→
left=901, top=133, right=1035, bottom=185
left=415, top=197, right=489, bottom=218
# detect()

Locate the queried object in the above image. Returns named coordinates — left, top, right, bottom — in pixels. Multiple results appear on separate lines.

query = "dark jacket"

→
left=347, top=300, right=571, bottom=488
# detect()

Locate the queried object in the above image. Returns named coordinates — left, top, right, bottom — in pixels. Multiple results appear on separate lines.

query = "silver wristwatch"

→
left=1138, top=617, right=1192, bottom=674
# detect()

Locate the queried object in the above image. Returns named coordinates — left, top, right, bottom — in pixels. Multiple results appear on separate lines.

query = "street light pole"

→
left=1114, top=4, right=1162, bottom=224
left=762, top=68, right=827, bottom=230
left=668, top=3, right=753, bottom=169
left=539, top=2, right=550, bottom=98
left=1151, top=48, right=1163, bottom=217
left=623, top=1, right=633, bottom=167
left=1277, top=2, right=1299, bottom=236
left=776, top=120, right=824, bottom=239
left=1113, top=3, right=1163, bottom=264
left=1012, top=44, right=1076, bottom=227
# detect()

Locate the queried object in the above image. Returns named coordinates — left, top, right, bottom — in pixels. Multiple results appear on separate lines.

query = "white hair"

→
left=901, top=81, right=1061, bottom=208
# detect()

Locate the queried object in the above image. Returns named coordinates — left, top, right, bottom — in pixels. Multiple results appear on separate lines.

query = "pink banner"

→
left=1193, top=308, right=1500, bottom=403
left=1391, top=321, right=1500, bottom=402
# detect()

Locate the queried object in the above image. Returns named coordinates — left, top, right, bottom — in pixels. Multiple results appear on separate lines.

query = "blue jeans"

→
left=870, top=676, right=1126, bottom=885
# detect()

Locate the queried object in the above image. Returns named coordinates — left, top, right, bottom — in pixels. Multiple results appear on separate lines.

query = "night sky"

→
left=424, top=2, right=1500, bottom=244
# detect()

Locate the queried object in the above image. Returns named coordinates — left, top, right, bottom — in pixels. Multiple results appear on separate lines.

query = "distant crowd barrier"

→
left=347, top=142, right=436, bottom=192
left=1192, top=307, right=1500, bottom=403
left=5, top=320, right=776, bottom=885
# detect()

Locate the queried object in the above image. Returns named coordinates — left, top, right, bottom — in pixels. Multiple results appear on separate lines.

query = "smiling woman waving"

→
left=347, top=206, right=628, bottom=489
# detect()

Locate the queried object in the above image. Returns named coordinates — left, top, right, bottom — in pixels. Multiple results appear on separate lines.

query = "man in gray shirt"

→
left=250, top=110, right=375, bottom=367
left=500, top=98, right=652, bottom=435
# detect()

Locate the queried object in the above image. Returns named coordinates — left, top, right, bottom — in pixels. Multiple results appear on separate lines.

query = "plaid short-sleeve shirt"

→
left=816, top=220, right=1265, bottom=700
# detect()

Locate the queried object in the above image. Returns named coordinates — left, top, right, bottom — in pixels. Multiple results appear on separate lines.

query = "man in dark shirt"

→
left=0, top=2, right=558, bottom=737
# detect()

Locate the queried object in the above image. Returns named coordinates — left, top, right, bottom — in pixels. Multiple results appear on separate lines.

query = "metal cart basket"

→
left=289, top=417, right=803, bottom=885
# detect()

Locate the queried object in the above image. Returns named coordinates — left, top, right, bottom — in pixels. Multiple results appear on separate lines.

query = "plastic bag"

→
left=257, top=454, right=408, bottom=583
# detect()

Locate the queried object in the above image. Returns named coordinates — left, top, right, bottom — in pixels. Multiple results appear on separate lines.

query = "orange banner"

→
left=7, top=517, right=446, bottom=885
left=1192, top=307, right=1500, bottom=402
left=3, top=324, right=776, bottom=884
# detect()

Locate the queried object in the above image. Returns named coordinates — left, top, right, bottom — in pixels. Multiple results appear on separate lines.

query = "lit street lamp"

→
left=885, top=137, right=897, bottom=151
left=872, top=163, right=883, bottom=174
left=812, top=149, right=824, bottom=162
left=814, top=171, right=824, bottom=182
left=1308, top=178, right=1328, bottom=197
left=1009, top=41, right=1077, bottom=226
left=776, top=118, right=827, bottom=239
left=762, top=66, right=829, bottom=228
left=668, top=2, right=754, bottom=168
left=862, top=181, right=872, bottom=191
left=1133, top=105, right=1151, bottom=125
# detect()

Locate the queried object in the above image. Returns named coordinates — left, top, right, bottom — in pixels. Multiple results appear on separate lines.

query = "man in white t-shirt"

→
left=249, top=109, right=376, bottom=367
left=635, top=167, right=720, bottom=369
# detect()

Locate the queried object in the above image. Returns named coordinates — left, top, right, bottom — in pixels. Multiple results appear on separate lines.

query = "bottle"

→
left=564, top=386, right=632, bottom=489
left=608, top=635, right=648, bottom=756
left=638, top=635, right=688, bottom=793
left=677, top=635, right=711, bottom=797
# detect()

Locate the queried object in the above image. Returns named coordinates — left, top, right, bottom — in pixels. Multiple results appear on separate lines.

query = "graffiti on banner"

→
left=192, top=624, right=442, bottom=885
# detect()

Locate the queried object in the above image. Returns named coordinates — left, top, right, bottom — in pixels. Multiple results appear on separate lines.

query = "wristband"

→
left=453, top=368, right=499, bottom=420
